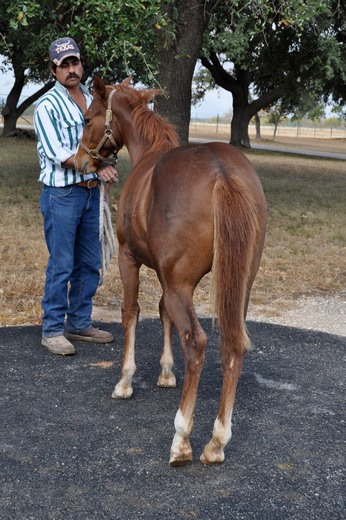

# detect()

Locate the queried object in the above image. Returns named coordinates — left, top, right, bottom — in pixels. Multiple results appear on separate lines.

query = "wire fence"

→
left=189, top=121, right=346, bottom=140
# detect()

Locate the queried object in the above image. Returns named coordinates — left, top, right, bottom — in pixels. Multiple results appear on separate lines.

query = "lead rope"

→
left=99, top=180, right=116, bottom=286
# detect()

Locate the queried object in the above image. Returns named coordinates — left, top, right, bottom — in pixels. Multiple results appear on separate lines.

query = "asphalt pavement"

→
left=1, top=319, right=345, bottom=519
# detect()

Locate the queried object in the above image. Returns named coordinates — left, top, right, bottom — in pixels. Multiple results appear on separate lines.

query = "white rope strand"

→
left=99, top=180, right=116, bottom=286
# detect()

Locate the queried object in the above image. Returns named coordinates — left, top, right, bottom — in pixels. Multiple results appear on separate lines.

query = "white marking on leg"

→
left=112, top=323, right=136, bottom=399
left=169, top=408, right=193, bottom=464
left=213, top=410, right=233, bottom=447
left=171, top=409, right=189, bottom=451
left=200, top=410, right=233, bottom=464
left=160, top=332, right=173, bottom=372
left=157, top=316, right=176, bottom=387
left=157, top=334, right=176, bottom=387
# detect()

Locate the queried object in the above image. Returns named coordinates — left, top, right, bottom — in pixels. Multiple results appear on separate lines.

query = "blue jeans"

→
left=40, top=185, right=101, bottom=337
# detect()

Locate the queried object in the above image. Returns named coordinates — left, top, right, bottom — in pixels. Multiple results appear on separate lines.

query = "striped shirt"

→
left=34, top=81, right=97, bottom=186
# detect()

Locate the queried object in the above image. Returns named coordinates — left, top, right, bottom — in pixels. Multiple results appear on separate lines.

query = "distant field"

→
left=189, top=123, right=346, bottom=153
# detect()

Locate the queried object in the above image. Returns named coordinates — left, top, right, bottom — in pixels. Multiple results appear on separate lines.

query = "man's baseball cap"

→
left=49, top=37, right=81, bottom=66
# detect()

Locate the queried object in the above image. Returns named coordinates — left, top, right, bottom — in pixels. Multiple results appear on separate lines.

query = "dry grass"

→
left=0, top=134, right=345, bottom=326
left=247, top=151, right=345, bottom=302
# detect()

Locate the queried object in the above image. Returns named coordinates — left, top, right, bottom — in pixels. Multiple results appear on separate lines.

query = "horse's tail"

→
left=211, top=173, right=260, bottom=354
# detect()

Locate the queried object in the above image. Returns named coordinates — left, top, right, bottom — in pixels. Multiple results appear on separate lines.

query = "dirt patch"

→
left=247, top=294, right=346, bottom=337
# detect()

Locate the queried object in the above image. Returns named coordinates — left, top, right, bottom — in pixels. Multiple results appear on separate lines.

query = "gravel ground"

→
left=247, top=295, right=346, bottom=338
left=1, top=318, right=345, bottom=519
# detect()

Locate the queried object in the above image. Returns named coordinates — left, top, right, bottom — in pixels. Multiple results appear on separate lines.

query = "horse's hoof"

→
left=200, top=446, right=225, bottom=465
left=156, top=373, right=176, bottom=388
left=111, top=384, right=133, bottom=399
left=169, top=452, right=192, bottom=467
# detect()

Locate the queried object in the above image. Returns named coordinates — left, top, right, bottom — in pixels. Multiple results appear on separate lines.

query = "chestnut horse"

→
left=75, top=77, right=267, bottom=466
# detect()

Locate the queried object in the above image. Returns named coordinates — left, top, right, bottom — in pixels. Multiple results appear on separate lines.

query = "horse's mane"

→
left=112, top=84, right=180, bottom=152
left=130, top=97, right=180, bottom=153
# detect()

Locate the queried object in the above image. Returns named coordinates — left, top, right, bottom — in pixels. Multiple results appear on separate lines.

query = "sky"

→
left=192, top=88, right=232, bottom=119
left=0, top=59, right=232, bottom=119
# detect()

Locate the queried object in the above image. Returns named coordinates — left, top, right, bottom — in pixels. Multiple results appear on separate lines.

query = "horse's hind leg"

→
left=112, top=249, right=141, bottom=399
left=157, top=297, right=176, bottom=388
left=200, top=343, right=244, bottom=464
left=163, top=287, right=207, bottom=466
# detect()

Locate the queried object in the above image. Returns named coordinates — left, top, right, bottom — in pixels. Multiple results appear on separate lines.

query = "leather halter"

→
left=80, top=89, right=121, bottom=161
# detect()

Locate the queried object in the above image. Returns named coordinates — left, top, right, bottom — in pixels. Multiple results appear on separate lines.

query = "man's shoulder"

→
left=36, top=86, right=60, bottom=109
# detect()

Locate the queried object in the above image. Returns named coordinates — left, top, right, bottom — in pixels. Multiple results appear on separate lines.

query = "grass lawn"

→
left=0, top=135, right=345, bottom=326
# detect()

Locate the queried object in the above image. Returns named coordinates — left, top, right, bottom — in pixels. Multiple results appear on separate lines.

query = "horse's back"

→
left=154, top=142, right=263, bottom=197
left=150, top=141, right=265, bottom=228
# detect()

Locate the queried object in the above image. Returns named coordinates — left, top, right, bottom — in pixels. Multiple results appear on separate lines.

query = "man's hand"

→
left=96, top=164, right=118, bottom=183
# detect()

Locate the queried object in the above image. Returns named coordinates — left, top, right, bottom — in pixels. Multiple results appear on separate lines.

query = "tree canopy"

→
left=1, top=0, right=345, bottom=144
left=195, top=0, right=346, bottom=146
left=0, top=0, right=166, bottom=134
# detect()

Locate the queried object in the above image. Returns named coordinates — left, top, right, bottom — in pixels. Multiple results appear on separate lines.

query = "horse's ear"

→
left=121, top=76, right=132, bottom=87
left=93, top=76, right=106, bottom=99
left=142, top=88, right=164, bottom=104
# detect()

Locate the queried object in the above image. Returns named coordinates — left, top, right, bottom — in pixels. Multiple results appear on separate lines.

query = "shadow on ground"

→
left=1, top=319, right=345, bottom=519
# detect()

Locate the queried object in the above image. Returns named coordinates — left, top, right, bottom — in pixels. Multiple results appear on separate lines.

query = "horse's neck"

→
left=118, top=110, right=178, bottom=165
left=123, top=127, right=156, bottom=166
left=126, top=141, right=147, bottom=166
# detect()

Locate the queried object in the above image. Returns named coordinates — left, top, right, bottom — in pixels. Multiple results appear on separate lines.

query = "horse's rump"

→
left=147, top=143, right=264, bottom=297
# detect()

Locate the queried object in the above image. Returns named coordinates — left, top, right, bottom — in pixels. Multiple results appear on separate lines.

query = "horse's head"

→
left=75, top=77, right=125, bottom=173
left=74, top=76, right=126, bottom=174
left=75, top=76, right=164, bottom=173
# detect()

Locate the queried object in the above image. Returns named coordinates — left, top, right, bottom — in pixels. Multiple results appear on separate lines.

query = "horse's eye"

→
left=84, top=117, right=92, bottom=126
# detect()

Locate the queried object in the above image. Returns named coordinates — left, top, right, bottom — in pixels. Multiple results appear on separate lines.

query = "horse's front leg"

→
left=112, top=249, right=141, bottom=400
left=157, top=297, right=176, bottom=388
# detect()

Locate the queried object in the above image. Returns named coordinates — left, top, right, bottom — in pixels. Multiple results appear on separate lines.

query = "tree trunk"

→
left=230, top=107, right=252, bottom=148
left=229, top=83, right=252, bottom=148
left=1, top=72, right=25, bottom=136
left=154, top=1, right=214, bottom=143
left=2, top=109, right=19, bottom=136
left=154, top=49, right=195, bottom=144
left=2, top=78, right=54, bottom=136
left=255, top=113, right=261, bottom=139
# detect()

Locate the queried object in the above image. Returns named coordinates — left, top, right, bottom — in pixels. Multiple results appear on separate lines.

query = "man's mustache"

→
left=67, top=74, right=80, bottom=79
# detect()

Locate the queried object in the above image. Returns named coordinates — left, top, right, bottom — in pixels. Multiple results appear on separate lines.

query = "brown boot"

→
left=65, top=327, right=114, bottom=344
left=42, top=335, right=76, bottom=355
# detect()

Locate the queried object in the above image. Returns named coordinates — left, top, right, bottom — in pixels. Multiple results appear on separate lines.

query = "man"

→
left=34, top=37, right=118, bottom=356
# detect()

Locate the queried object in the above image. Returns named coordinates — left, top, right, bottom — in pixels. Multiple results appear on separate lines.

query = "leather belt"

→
left=76, top=179, right=99, bottom=189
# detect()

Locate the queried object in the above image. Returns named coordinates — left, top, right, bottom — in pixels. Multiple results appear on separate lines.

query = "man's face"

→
left=51, top=57, right=83, bottom=88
